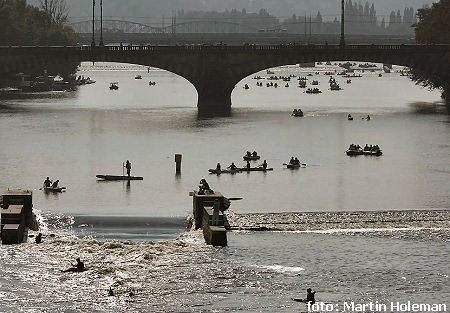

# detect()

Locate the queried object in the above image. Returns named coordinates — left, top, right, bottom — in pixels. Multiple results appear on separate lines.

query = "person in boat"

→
left=199, top=179, right=212, bottom=194
left=43, top=177, right=52, bottom=188
left=306, top=288, right=316, bottom=304
left=124, top=160, right=132, bottom=177
left=294, top=157, right=300, bottom=165
left=289, top=157, right=295, bottom=165
left=364, top=144, right=369, bottom=151
left=348, top=114, right=352, bottom=119
left=366, top=115, right=371, bottom=121
left=216, top=163, right=221, bottom=171
left=262, top=160, right=268, bottom=169
left=35, top=233, right=43, bottom=244
left=51, top=180, right=59, bottom=188
left=228, top=162, right=237, bottom=170
left=73, top=258, right=85, bottom=269
left=108, top=287, right=114, bottom=296
left=252, top=151, right=258, bottom=157
left=246, top=160, right=251, bottom=169
left=246, top=151, right=251, bottom=157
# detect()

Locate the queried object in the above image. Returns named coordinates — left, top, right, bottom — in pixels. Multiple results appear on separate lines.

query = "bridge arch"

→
left=0, top=45, right=448, bottom=114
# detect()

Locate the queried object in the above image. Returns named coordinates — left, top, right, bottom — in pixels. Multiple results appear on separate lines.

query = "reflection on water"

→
left=0, top=63, right=448, bottom=216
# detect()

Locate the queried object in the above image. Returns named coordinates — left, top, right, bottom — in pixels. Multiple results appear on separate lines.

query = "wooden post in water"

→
left=175, top=154, right=182, bottom=174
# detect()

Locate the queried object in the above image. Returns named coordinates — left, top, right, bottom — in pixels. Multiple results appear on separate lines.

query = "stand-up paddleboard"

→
left=96, top=175, right=143, bottom=181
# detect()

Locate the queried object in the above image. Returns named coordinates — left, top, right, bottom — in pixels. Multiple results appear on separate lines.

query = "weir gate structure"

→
left=0, top=44, right=448, bottom=114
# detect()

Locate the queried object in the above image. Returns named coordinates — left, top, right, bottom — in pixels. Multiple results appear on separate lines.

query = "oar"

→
left=227, top=197, right=243, bottom=201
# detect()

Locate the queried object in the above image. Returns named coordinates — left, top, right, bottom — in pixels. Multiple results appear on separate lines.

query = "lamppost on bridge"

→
left=91, top=0, right=96, bottom=47
left=99, top=0, right=104, bottom=46
left=340, top=0, right=345, bottom=48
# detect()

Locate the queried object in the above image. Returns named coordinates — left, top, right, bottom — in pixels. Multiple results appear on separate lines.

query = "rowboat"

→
left=238, top=167, right=273, bottom=172
left=243, top=155, right=260, bottom=161
left=43, top=187, right=66, bottom=192
left=208, top=169, right=241, bottom=174
left=96, top=175, right=144, bottom=180
left=284, top=163, right=305, bottom=169
left=346, top=150, right=382, bottom=156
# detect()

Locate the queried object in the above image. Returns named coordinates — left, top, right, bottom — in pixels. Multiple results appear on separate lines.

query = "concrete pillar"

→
left=175, top=154, right=182, bottom=173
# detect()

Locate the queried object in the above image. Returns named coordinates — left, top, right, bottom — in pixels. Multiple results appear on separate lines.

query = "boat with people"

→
left=243, top=155, right=260, bottom=161
left=244, top=84, right=249, bottom=89
left=96, top=175, right=143, bottom=180
left=208, top=169, right=241, bottom=174
left=43, top=187, right=66, bottom=193
left=149, top=81, right=156, bottom=86
left=284, top=163, right=304, bottom=169
left=346, top=144, right=383, bottom=156
left=291, top=109, right=304, bottom=117
left=135, top=75, right=142, bottom=79
left=305, top=88, right=321, bottom=94
left=311, top=80, right=319, bottom=85
left=298, top=80, right=307, bottom=88
left=330, top=83, right=342, bottom=91
left=109, top=82, right=119, bottom=90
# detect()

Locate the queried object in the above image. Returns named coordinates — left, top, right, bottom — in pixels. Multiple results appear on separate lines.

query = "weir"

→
left=0, top=189, right=38, bottom=244
left=192, top=191, right=228, bottom=246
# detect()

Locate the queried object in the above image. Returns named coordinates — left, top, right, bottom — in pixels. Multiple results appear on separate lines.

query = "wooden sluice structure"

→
left=1, top=190, right=38, bottom=244
left=192, top=191, right=228, bottom=247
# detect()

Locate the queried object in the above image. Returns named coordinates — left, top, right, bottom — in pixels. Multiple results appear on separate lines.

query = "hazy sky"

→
left=28, top=0, right=437, bottom=22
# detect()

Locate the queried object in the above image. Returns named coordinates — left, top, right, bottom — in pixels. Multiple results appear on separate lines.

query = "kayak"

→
left=208, top=169, right=241, bottom=174
left=243, top=155, right=261, bottom=161
left=238, top=167, right=273, bottom=172
left=43, top=187, right=66, bottom=192
left=96, top=175, right=144, bottom=180
left=61, top=267, right=88, bottom=273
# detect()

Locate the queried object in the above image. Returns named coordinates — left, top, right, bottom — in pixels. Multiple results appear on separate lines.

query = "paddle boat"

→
left=109, top=82, right=119, bottom=90
left=243, top=155, right=261, bottom=161
left=43, top=186, right=66, bottom=193
left=208, top=169, right=241, bottom=174
left=238, top=167, right=273, bottom=172
left=135, top=75, right=142, bottom=79
left=291, top=109, right=304, bottom=117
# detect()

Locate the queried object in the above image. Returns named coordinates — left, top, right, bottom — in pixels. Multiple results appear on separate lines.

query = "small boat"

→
left=109, top=82, right=119, bottom=90
left=243, top=155, right=260, bottom=161
left=96, top=175, right=143, bottom=181
left=346, top=150, right=383, bottom=156
left=61, top=267, right=88, bottom=273
left=238, top=167, right=273, bottom=172
left=244, top=84, right=249, bottom=90
left=298, top=81, right=307, bottom=88
left=135, top=75, right=142, bottom=79
left=208, top=169, right=241, bottom=174
left=348, top=116, right=354, bottom=121
left=330, top=83, right=342, bottom=91
left=149, top=81, right=156, bottom=86
left=43, top=187, right=66, bottom=193
left=305, top=88, right=321, bottom=94
left=292, top=109, right=304, bottom=117
left=311, top=80, right=319, bottom=85
left=284, top=163, right=304, bottom=169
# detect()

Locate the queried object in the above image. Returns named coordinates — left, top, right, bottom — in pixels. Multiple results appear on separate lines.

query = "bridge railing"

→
left=0, top=44, right=448, bottom=55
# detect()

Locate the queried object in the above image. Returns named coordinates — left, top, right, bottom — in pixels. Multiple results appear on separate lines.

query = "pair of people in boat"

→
left=364, top=144, right=380, bottom=152
left=289, top=157, right=301, bottom=165
left=348, top=144, right=361, bottom=151
left=245, top=160, right=268, bottom=169
left=246, top=151, right=258, bottom=157
left=292, top=109, right=303, bottom=115
left=43, top=177, right=60, bottom=188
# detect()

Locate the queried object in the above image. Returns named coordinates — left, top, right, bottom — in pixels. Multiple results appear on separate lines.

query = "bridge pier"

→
left=194, top=76, right=233, bottom=116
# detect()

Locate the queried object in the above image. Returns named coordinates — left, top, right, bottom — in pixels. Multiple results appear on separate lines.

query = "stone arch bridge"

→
left=0, top=44, right=448, bottom=114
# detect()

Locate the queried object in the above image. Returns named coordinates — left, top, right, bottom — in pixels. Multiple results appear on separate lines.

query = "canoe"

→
left=43, top=187, right=66, bottom=192
left=61, top=267, right=88, bottom=273
left=243, top=155, right=260, bottom=161
left=96, top=175, right=144, bottom=181
left=208, top=169, right=241, bottom=174
left=238, top=167, right=273, bottom=172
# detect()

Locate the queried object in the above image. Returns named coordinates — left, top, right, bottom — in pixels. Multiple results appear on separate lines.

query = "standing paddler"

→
left=124, top=160, right=132, bottom=177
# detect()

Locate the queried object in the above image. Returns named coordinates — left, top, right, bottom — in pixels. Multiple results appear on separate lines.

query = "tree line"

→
left=0, top=0, right=76, bottom=46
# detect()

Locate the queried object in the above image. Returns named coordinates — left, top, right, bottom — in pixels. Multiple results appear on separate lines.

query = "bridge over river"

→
left=0, top=44, right=448, bottom=114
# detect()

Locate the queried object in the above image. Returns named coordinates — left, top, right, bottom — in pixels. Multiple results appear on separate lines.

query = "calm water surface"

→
left=0, top=62, right=449, bottom=312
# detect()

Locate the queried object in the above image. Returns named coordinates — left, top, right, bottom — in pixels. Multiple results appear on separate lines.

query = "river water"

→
left=0, top=63, right=449, bottom=312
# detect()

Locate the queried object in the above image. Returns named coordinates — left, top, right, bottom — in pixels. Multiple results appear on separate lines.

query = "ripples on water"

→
left=1, top=209, right=449, bottom=312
